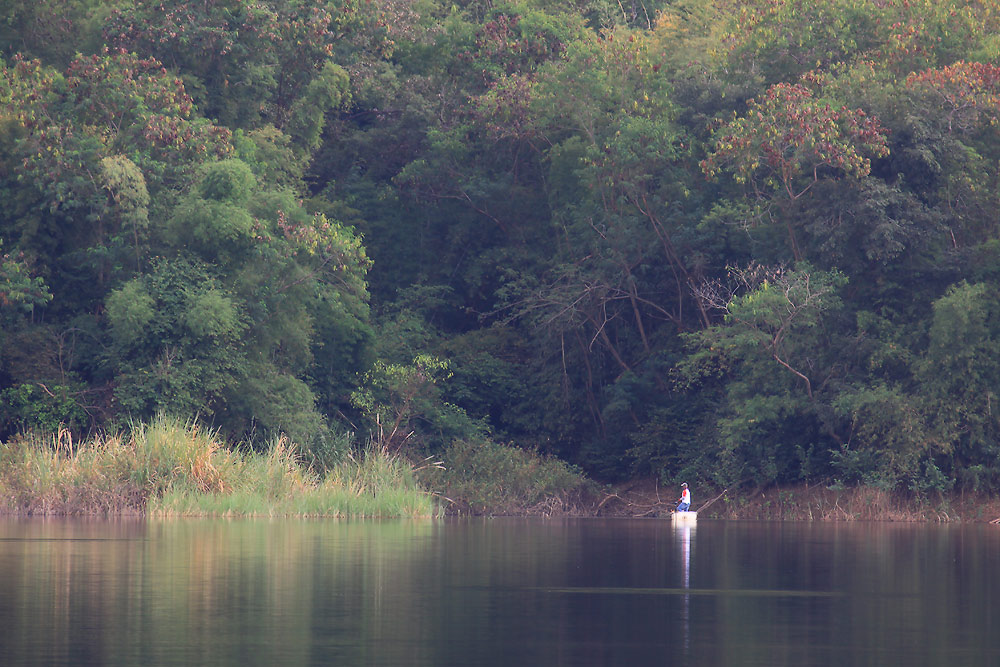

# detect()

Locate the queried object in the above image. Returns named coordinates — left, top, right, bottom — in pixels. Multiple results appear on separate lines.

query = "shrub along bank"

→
left=428, top=438, right=597, bottom=515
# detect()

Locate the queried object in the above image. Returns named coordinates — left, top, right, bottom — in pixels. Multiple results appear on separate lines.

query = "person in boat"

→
left=676, top=482, right=691, bottom=512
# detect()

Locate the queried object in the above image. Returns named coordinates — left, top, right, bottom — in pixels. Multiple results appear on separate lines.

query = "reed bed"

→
left=0, top=415, right=435, bottom=518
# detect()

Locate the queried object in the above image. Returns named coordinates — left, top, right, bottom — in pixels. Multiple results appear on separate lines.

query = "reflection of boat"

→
left=676, top=520, right=694, bottom=655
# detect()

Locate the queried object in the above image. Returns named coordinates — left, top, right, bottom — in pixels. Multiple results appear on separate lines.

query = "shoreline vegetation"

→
left=595, top=481, right=1000, bottom=524
left=2, top=417, right=999, bottom=523
left=9, top=1, right=1000, bottom=527
left=0, top=416, right=435, bottom=518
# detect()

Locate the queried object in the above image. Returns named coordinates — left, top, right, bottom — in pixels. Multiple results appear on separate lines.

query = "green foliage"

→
left=831, top=384, right=930, bottom=486
left=12, top=0, right=1000, bottom=501
left=915, top=282, right=1000, bottom=488
left=169, top=191, right=254, bottom=256
left=678, top=264, right=851, bottom=486
left=232, top=127, right=305, bottom=192
left=104, top=280, right=155, bottom=346
left=0, top=0, right=114, bottom=66
left=0, top=383, right=89, bottom=436
left=703, top=82, right=889, bottom=195
left=99, top=155, right=150, bottom=248
left=287, top=62, right=351, bottom=153
left=1, top=51, right=232, bottom=314
left=12, top=51, right=234, bottom=195
left=718, top=0, right=885, bottom=85
left=626, top=386, right=719, bottom=486
left=198, top=159, right=256, bottom=204
left=103, top=0, right=380, bottom=131
left=431, top=438, right=589, bottom=514
left=703, top=80, right=889, bottom=261
left=717, top=0, right=1000, bottom=85
left=106, top=257, right=247, bottom=419
left=0, top=242, right=51, bottom=310
left=697, top=264, right=847, bottom=399
left=226, top=363, right=329, bottom=448
left=351, top=354, right=458, bottom=450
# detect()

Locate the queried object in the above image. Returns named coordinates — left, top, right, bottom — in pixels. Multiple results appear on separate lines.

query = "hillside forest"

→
left=4, top=0, right=1000, bottom=496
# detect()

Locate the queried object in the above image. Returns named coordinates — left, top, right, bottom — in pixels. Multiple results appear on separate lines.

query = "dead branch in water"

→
left=696, top=488, right=728, bottom=513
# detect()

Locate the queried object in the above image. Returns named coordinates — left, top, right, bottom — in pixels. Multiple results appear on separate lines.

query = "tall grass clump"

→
left=319, top=443, right=437, bottom=517
left=0, top=416, right=437, bottom=518
left=152, top=440, right=434, bottom=517
left=152, top=436, right=317, bottom=516
left=130, top=414, right=234, bottom=496
left=0, top=428, right=144, bottom=514
left=0, top=416, right=235, bottom=515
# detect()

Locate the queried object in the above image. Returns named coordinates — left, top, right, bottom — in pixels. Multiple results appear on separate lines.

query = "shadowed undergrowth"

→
left=428, top=438, right=596, bottom=516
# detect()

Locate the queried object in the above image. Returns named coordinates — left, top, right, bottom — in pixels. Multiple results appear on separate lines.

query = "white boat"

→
left=672, top=510, right=697, bottom=523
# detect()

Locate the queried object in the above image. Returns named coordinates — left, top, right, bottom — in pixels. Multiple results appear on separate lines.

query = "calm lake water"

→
left=0, top=517, right=998, bottom=666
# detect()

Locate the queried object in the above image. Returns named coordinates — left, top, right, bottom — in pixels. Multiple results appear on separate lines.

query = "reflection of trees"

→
left=708, top=522, right=991, bottom=664
left=3, top=521, right=995, bottom=664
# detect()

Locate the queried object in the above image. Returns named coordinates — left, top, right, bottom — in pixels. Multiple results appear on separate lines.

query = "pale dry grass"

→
left=0, top=417, right=436, bottom=518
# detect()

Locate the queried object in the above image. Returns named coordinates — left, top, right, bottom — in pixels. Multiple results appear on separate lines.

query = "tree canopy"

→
left=5, top=0, right=1000, bottom=493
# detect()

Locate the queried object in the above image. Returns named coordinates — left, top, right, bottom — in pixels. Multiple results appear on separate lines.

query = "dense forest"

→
left=3, top=0, right=1000, bottom=496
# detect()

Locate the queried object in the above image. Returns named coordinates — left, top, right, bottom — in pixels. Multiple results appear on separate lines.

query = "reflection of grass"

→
left=0, top=415, right=435, bottom=518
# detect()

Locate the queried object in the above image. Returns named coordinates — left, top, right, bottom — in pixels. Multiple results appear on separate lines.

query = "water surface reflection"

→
left=0, top=518, right=997, bottom=666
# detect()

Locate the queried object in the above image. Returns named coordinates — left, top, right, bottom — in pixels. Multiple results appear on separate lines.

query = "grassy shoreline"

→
left=4, top=417, right=997, bottom=523
left=0, top=416, right=435, bottom=518
left=700, top=485, right=1000, bottom=523
left=593, top=480, right=1000, bottom=523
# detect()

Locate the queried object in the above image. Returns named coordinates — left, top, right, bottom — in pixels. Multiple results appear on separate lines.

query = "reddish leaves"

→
left=702, top=82, right=889, bottom=202
left=906, top=61, right=1000, bottom=132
